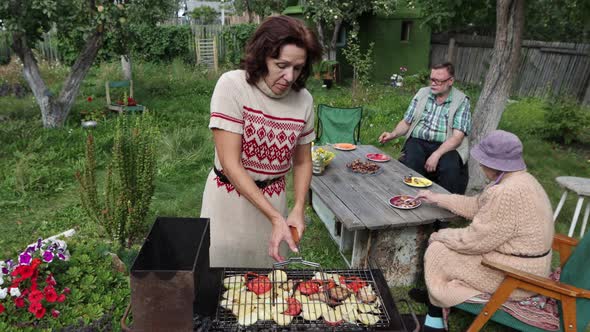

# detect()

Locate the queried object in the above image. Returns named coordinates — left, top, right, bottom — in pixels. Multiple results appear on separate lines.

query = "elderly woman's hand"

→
left=416, top=190, right=440, bottom=204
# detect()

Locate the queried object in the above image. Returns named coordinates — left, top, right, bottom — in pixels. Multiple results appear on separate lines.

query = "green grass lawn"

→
left=0, top=60, right=589, bottom=331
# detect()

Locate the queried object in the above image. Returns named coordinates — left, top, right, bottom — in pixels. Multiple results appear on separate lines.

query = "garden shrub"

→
left=401, top=69, right=430, bottom=92
left=539, top=97, right=590, bottom=145
left=220, top=23, right=257, bottom=66
left=128, top=24, right=192, bottom=64
left=58, top=24, right=192, bottom=65
left=77, top=113, right=159, bottom=247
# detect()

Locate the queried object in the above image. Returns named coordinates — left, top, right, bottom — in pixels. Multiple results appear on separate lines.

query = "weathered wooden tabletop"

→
left=310, top=145, right=457, bottom=231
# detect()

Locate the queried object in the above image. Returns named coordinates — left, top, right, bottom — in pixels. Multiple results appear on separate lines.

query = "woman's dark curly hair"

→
left=241, top=15, right=322, bottom=92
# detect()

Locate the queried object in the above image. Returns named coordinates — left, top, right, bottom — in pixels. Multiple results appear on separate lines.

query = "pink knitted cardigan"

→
left=424, top=170, right=554, bottom=307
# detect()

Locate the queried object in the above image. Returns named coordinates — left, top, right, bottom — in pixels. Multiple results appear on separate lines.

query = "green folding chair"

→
left=315, top=104, right=362, bottom=145
left=457, top=233, right=590, bottom=332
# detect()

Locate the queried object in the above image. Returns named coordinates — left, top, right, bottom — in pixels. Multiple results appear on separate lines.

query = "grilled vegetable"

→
left=328, top=286, right=351, bottom=301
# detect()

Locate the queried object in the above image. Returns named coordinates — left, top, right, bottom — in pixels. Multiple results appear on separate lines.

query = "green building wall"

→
left=338, top=10, right=431, bottom=83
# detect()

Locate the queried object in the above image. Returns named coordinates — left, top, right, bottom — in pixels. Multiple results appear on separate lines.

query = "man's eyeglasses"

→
left=430, top=77, right=453, bottom=85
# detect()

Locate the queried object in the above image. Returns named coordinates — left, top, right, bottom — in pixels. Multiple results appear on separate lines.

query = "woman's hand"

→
left=268, top=216, right=299, bottom=262
left=416, top=190, right=440, bottom=204
left=286, top=208, right=306, bottom=240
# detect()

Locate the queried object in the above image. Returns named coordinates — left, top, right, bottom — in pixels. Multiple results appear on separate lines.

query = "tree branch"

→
left=57, top=28, right=104, bottom=115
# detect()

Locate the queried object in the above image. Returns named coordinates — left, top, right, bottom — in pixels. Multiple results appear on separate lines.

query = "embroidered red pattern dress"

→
left=201, top=70, right=315, bottom=267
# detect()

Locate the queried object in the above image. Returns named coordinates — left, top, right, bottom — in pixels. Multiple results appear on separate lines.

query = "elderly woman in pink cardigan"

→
left=415, top=130, right=554, bottom=332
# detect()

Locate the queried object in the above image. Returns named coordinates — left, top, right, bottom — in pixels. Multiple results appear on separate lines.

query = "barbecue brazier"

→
left=129, top=217, right=210, bottom=331
left=125, top=217, right=417, bottom=332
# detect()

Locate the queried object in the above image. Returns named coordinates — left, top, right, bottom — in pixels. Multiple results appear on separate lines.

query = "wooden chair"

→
left=105, top=80, right=144, bottom=113
left=460, top=233, right=590, bottom=332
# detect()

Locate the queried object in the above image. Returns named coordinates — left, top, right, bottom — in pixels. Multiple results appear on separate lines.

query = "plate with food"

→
left=365, top=153, right=391, bottom=163
left=333, top=143, right=357, bottom=151
left=402, top=176, right=432, bottom=188
left=389, top=195, right=422, bottom=210
left=346, top=158, right=382, bottom=175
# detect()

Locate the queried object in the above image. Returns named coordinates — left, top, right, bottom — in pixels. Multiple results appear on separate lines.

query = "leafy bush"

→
left=58, top=24, right=192, bottom=65
left=401, top=69, right=430, bottom=92
left=127, top=24, right=192, bottom=64
left=220, top=23, right=257, bottom=66
left=539, top=97, right=590, bottom=144
left=77, top=113, right=159, bottom=247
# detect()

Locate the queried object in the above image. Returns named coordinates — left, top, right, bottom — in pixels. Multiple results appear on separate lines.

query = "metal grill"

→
left=213, top=265, right=392, bottom=331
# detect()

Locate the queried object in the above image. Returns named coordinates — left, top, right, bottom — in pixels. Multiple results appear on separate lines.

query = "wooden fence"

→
left=188, top=24, right=226, bottom=68
left=430, top=34, right=590, bottom=104
left=0, top=30, right=60, bottom=64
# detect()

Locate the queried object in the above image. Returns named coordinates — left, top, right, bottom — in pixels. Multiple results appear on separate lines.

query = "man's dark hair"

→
left=431, top=62, right=455, bottom=77
left=241, top=15, right=322, bottom=92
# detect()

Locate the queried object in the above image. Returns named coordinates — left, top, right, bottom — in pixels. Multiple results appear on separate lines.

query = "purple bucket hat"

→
left=470, top=130, right=527, bottom=172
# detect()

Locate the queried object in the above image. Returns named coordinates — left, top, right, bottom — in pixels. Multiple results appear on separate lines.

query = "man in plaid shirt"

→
left=379, top=62, right=471, bottom=194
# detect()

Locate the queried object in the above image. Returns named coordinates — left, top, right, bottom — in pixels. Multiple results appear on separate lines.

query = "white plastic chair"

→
left=553, top=176, right=590, bottom=237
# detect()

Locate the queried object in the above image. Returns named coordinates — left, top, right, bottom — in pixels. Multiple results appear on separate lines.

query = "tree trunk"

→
left=466, top=0, right=525, bottom=193
left=328, top=19, right=343, bottom=61
left=121, top=54, right=132, bottom=81
left=12, top=28, right=104, bottom=128
left=245, top=0, right=253, bottom=23
left=316, top=21, right=328, bottom=61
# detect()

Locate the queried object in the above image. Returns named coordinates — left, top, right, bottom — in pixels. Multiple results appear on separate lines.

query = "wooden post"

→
left=213, top=35, right=218, bottom=73
left=195, top=34, right=200, bottom=63
left=447, top=37, right=456, bottom=63
left=583, top=78, right=590, bottom=105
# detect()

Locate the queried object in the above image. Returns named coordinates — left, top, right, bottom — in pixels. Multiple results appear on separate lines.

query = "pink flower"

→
left=51, top=309, right=60, bottom=318
left=63, top=287, right=71, bottom=295
left=57, top=293, right=66, bottom=303
left=0, top=303, right=4, bottom=314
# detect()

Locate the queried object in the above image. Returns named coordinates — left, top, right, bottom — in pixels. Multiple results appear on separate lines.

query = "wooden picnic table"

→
left=310, top=145, right=458, bottom=286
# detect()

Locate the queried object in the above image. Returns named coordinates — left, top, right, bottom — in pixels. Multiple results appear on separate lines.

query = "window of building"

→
left=401, top=20, right=413, bottom=42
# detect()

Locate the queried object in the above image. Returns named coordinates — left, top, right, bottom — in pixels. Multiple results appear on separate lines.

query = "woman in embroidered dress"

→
left=200, top=16, right=322, bottom=267
left=413, top=130, right=554, bottom=331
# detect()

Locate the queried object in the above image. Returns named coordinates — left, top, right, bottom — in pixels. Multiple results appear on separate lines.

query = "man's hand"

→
left=424, top=152, right=441, bottom=173
left=378, top=132, right=395, bottom=144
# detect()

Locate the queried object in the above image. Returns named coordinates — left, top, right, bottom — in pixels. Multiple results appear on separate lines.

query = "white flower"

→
left=10, top=287, right=21, bottom=297
left=0, top=288, right=6, bottom=299
left=0, top=275, right=3, bottom=285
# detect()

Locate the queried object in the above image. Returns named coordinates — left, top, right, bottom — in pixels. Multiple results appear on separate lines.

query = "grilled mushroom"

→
left=357, top=285, right=377, bottom=303
left=329, top=286, right=351, bottom=301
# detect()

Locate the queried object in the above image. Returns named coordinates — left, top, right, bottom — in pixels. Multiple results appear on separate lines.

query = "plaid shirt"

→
left=403, top=89, right=471, bottom=143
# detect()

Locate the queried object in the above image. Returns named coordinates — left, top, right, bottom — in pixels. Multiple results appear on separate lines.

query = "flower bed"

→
left=0, top=238, right=70, bottom=323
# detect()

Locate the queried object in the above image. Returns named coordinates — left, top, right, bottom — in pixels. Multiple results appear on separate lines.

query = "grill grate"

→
left=214, top=267, right=392, bottom=331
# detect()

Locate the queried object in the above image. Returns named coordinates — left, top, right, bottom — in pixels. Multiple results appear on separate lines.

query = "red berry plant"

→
left=0, top=238, right=70, bottom=323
